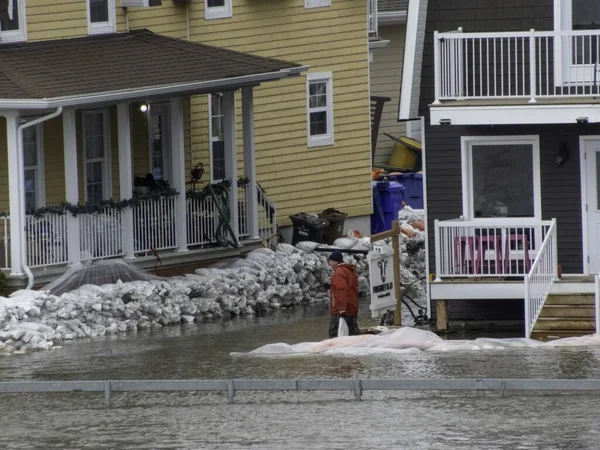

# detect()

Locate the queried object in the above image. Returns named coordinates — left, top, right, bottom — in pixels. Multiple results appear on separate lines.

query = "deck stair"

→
left=531, top=293, right=596, bottom=340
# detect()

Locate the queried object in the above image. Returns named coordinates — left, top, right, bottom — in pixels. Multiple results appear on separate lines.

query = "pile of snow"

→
left=0, top=243, right=371, bottom=355
left=234, top=327, right=600, bottom=357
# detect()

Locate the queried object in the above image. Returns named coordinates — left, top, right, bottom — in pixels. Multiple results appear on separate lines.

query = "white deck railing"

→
left=133, top=196, right=178, bottom=254
left=368, top=0, right=378, bottom=37
left=434, top=218, right=554, bottom=279
left=524, top=219, right=558, bottom=338
left=0, top=216, right=9, bottom=270
left=79, top=208, right=124, bottom=261
left=25, top=214, right=69, bottom=268
left=186, top=196, right=219, bottom=248
left=434, top=28, right=600, bottom=103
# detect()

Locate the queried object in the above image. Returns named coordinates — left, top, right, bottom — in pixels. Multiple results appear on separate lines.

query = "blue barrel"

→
left=386, top=173, right=423, bottom=209
left=371, top=181, right=405, bottom=234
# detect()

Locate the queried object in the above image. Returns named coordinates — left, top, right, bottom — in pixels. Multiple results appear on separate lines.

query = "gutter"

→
left=0, top=66, right=310, bottom=110
left=17, top=107, right=63, bottom=289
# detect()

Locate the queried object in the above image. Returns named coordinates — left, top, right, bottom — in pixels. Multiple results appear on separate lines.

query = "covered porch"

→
left=0, top=30, right=306, bottom=286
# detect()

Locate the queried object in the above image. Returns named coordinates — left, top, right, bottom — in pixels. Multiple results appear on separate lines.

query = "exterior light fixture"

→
left=140, top=104, right=149, bottom=113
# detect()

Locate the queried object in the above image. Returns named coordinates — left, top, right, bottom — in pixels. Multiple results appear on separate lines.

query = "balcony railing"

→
left=434, top=218, right=555, bottom=279
left=80, top=207, right=124, bottom=261
left=368, top=0, right=378, bottom=37
left=434, top=28, right=600, bottom=103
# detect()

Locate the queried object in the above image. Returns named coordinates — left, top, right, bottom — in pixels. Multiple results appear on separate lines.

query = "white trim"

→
left=368, top=39, right=391, bottom=50
left=304, top=0, right=330, bottom=9
left=306, top=71, right=334, bottom=147
left=205, top=0, right=232, bottom=20
left=577, top=135, right=600, bottom=276
left=87, top=0, right=116, bottom=35
left=82, top=109, right=112, bottom=203
left=430, top=281, right=525, bottom=300
left=378, top=11, right=407, bottom=25
left=460, top=135, right=542, bottom=221
left=208, top=92, right=225, bottom=182
left=0, top=66, right=310, bottom=110
left=0, top=0, right=27, bottom=42
left=398, top=0, right=421, bottom=120
left=21, top=122, right=45, bottom=210
left=430, top=103, right=600, bottom=126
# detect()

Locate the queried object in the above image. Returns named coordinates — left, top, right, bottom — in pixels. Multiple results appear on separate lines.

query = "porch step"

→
left=530, top=330, right=594, bottom=341
left=532, top=293, right=597, bottom=340
left=538, top=305, right=595, bottom=319
left=533, top=318, right=595, bottom=331
left=544, top=294, right=595, bottom=306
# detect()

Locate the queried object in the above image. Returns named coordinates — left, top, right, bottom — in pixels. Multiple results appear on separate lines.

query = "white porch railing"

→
left=434, top=218, right=554, bottom=279
left=258, top=185, right=277, bottom=245
left=524, top=219, right=558, bottom=338
left=435, top=29, right=600, bottom=103
left=25, top=214, right=69, bottom=268
left=0, top=216, right=9, bottom=270
left=133, top=196, right=178, bottom=254
left=368, top=0, right=378, bottom=37
left=79, top=208, right=124, bottom=261
left=186, top=196, right=219, bottom=248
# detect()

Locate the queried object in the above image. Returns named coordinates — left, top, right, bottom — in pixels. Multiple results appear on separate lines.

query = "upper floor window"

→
left=0, top=0, right=27, bottom=42
left=306, top=72, right=334, bottom=147
left=87, top=0, right=116, bottom=35
left=205, top=0, right=232, bottom=20
left=305, top=0, right=331, bottom=9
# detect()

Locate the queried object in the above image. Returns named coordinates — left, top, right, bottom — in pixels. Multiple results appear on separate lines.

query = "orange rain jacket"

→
left=330, top=263, right=359, bottom=316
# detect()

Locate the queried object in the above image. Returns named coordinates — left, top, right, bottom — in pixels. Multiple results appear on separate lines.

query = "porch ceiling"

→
left=0, top=29, right=308, bottom=109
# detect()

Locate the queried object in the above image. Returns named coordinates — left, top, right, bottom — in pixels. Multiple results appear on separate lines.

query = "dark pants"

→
left=329, top=314, right=361, bottom=339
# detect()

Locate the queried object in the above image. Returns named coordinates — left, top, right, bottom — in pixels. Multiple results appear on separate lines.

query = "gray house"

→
left=404, top=0, right=600, bottom=337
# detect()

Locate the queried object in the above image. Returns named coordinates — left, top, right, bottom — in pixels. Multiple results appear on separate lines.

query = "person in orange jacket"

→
left=327, top=251, right=361, bottom=338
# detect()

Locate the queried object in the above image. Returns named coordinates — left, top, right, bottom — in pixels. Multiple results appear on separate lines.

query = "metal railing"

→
left=186, top=196, right=219, bottom=248
left=0, top=216, right=9, bottom=270
left=434, top=28, right=600, bottom=103
left=524, top=219, right=558, bottom=338
left=79, top=207, right=124, bottom=261
left=133, top=195, right=178, bottom=255
left=25, top=214, right=69, bottom=268
left=434, top=218, right=554, bottom=279
left=368, top=0, right=378, bottom=37
left=258, top=184, right=277, bottom=245
left=4, top=378, right=600, bottom=407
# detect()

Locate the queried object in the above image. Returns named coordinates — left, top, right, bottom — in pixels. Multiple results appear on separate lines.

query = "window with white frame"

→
left=205, top=0, right=232, bottom=20
left=307, top=72, right=334, bottom=147
left=22, top=124, right=44, bottom=212
left=305, top=0, right=331, bottom=9
left=0, top=0, right=27, bottom=42
left=148, top=103, right=171, bottom=182
left=87, top=0, right=116, bottom=35
left=461, top=136, right=541, bottom=219
left=83, top=110, right=110, bottom=205
left=209, top=93, right=226, bottom=181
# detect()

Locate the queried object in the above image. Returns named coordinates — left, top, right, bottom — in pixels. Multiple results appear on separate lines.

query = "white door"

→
left=585, top=138, right=600, bottom=274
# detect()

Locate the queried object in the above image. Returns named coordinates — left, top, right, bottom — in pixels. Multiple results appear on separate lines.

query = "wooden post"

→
left=392, top=220, right=402, bottom=326
left=436, top=300, right=448, bottom=331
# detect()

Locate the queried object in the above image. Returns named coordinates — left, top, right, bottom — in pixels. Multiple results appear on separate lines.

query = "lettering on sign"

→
left=369, top=250, right=396, bottom=317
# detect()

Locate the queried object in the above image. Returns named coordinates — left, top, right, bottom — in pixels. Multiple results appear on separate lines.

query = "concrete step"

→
left=533, top=318, right=595, bottom=332
left=530, top=330, right=594, bottom=341
left=545, top=294, right=595, bottom=306
left=538, top=305, right=596, bottom=319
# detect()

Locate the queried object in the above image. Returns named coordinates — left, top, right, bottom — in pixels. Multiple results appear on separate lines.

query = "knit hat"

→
left=328, top=250, right=344, bottom=263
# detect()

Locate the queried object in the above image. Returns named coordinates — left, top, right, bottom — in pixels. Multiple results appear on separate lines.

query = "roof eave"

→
left=0, top=66, right=310, bottom=110
left=378, top=11, right=408, bottom=25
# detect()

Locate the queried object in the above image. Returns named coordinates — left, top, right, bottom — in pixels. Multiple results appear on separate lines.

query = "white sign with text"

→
left=369, top=248, right=396, bottom=318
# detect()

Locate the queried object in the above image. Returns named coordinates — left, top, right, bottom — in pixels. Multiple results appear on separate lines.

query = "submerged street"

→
left=2, top=300, right=600, bottom=449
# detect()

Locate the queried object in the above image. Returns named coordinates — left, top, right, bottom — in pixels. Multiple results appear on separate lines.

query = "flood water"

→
left=2, top=299, right=600, bottom=449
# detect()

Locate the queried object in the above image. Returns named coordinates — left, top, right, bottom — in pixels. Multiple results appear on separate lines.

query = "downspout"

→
left=17, top=107, right=63, bottom=289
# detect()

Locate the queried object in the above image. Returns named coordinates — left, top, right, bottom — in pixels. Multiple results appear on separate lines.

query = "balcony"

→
left=368, top=0, right=378, bottom=37
left=431, top=28, right=600, bottom=125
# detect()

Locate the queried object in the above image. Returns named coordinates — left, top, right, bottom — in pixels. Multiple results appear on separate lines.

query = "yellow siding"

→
left=370, top=24, right=407, bottom=167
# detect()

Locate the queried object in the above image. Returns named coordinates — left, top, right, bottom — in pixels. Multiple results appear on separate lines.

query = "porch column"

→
left=242, top=87, right=259, bottom=239
left=5, top=112, right=23, bottom=275
left=63, top=109, right=81, bottom=265
left=117, top=103, right=135, bottom=259
left=223, top=90, right=240, bottom=243
left=170, top=97, right=188, bottom=252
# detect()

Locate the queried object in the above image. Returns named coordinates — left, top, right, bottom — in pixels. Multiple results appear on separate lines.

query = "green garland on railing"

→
left=0, top=179, right=237, bottom=219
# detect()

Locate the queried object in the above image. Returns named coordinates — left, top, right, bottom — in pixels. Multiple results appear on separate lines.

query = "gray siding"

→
left=419, top=0, right=587, bottom=275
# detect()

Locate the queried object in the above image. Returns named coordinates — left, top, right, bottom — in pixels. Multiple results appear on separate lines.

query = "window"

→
left=205, top=0, right=232, bottom=20
left=306, top=72, right=334, bottom=147
left=305, top=0, right=331, bottom=9
left=149, top=103, right=171, bottom=182
left=22, top=124, right=44, bottom=212
left=461, top=136, right=541, bottom=220
left=209, top=93, right=226, bottom=181
left=0, top=0, right=27, bottom=42
left=83, top=110, right=110, bottom=205
left=87, top=0, right=115, bottom=35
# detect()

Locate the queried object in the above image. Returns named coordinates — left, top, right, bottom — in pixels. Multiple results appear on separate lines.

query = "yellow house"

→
left=0, top=0, right=373, bottom=287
